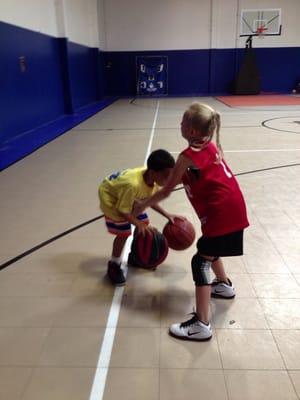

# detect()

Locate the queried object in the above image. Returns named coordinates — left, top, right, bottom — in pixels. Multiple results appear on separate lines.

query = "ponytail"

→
left=214, top=112, right=223, bottom=160
left=207, top=111, right=223, bottom=160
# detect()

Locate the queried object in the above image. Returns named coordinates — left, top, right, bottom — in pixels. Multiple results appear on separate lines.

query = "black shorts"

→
left=196, top=230, right=244, bottom=257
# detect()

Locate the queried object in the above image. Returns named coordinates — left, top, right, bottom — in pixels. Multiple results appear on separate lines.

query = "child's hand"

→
left=136, top=221, right=148, bottom=236
left=136, top=222, right=157, bottom=236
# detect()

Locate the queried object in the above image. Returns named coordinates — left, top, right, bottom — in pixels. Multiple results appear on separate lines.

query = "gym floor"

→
left=1, top=97, right=300, bottom=400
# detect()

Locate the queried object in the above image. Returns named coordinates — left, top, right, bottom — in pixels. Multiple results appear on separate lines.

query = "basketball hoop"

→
left=256, top=26, right=268, bottom=39
left=240, top=9, right=282, bottom=39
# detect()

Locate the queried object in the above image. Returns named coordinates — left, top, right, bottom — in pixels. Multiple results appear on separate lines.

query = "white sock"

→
left=111, top=256, right=121, bottom=265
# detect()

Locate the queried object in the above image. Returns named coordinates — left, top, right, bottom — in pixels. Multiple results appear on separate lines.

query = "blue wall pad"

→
left=67, top=42, right=101, bottom=110
left=98, top=51, right=106, bottom=99
left=255, top=48, right=300, bottom=92
left=0, top=21, right=109, bottom=171
left=136, top=56, right=168, bottom=95
left=104, top=50, right=211, bottom=96
left=104, top=47, right=300, bottom=96
left=0, top=98, right=117, bottom=171
left=57, top=38, right=74, bottom=114
left=209, top=49, right=237, bottom=94
left=0, top=21, right=65, bottom=144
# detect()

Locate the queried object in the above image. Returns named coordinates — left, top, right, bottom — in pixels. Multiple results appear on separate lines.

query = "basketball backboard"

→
left=240, top=9, right=282, bottom=37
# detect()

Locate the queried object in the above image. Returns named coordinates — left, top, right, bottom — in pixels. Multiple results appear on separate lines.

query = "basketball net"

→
left=256, top=26, right=268, bottom=39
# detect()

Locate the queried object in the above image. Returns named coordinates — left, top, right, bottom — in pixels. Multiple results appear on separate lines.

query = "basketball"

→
left=163, top=217, right=196, bottom=250
left=130, top=228, right=169, bottom=269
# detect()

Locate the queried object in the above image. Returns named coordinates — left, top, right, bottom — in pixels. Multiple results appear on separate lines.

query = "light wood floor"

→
left=1, top=97, right=300, bottom=400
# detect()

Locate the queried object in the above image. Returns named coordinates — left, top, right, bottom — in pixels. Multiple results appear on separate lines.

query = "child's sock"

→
left=111, top=256, right=121, bottom=265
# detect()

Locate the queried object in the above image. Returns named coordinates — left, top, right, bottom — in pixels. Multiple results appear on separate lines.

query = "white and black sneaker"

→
left=169, top=312, right=212, bottom=341
left=211, top=278, right=235, bottom=299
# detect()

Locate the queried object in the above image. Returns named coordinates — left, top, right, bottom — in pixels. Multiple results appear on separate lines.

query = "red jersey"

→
left=181, top=142, right=249, bottom=237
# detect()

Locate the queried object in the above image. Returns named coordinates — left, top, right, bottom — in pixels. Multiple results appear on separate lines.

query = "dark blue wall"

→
left=0, top=21, right=110, bottom=170
left=67, top=42, right=100, bottom=110
left=104, top=47, right=300, bottom=96
left=0, top=22, right=65, bottom=143
left=209, top=49, right=237, bottom=94
left=256, top=48, right=300, bottom=92
left=104, top=50, right=211, bottom=96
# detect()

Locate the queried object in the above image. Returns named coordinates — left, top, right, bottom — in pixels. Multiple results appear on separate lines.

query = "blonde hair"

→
left=184, top=103, right=223, bottom=158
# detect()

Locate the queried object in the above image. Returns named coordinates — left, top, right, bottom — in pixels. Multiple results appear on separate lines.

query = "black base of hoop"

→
left=232, top=46, right=260, bottom=95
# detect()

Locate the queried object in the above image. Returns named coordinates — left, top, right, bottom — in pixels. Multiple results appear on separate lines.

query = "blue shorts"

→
left=104, top=213, right=149, bottom=237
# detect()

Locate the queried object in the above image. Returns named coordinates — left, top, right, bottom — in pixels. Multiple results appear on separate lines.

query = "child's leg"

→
left=192, top=253, right=214, bottom=323
left=104, top=217, right=132, bottom=285
left=168, top=253, right=213, bottom=341
left=107, top=235, right=128, bottom=285
left=195, top=285, right=211, bottom=323
left=104, top=216, right=131, bottom=264
left=111, top=235, right=128, bottom=259
left=211, top=258, right=229, bottom=283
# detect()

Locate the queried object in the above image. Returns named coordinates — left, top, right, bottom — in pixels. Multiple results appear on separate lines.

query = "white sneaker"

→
left=211, top=278, right=235, bottom=299
left=169, top=313, right=212, bottom=341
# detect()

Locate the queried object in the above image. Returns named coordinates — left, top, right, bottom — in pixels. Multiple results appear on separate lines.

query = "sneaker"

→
left=169, top=312, right=212, bottom=341
left=211, top=278, right=235, bottom=299
left=107, top=261, right=126, bottom=286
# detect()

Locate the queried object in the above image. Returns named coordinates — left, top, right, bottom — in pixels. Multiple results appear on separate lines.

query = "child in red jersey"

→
left=134, top=103, right=249, bottom=341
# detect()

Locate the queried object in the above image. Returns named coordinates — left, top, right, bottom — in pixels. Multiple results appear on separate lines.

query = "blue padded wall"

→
left=255, top=47, right=300, bottom=92
left=0, top=21, right=65, bottom=144
left=0, top=21, right=112, bottom=170
left=67, top=42, right=100, bottom=110
left=104, top=50, right=211, bottom=96
left=209, top=49, right=237, bottom=94
left=104, top=47, right=300, bottom=96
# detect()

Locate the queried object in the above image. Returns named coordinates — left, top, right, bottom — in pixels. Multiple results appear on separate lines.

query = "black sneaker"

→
left=107, top=261, right=126, bottom=285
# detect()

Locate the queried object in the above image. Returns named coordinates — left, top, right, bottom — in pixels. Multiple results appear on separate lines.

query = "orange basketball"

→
left=163, top=217, right=196, bottom=250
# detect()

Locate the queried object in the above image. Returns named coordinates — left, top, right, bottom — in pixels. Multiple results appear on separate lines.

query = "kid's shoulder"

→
left=121, top=166, right=145, bottom=187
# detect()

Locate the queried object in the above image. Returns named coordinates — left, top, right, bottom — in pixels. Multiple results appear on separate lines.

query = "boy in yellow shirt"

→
left=99, top=149, right=175, bottom=285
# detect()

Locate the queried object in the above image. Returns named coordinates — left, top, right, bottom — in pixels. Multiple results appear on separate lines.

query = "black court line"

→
left=215, top=96, right=234, bottom=108
left=262, top=117, right=300, bottom=134
left=0, top=216, right=102, bottom=270
left=1, top=162, right=300, bottom=271
left=233, top=163, right=300, bottom=176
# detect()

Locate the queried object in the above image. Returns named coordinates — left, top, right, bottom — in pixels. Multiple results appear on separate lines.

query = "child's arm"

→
left=120, top=211, right=149, bottom=235
left=134, top=154, right=192, bottom=215
left=150, top=204, right=182, bottom=223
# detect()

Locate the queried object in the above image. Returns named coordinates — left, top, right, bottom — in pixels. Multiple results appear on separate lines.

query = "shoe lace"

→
left=180, top=312, right=199, bottom=328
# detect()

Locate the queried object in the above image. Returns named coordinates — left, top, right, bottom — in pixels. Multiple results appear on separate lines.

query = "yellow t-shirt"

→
left=99, top=167, right=159, bottom=221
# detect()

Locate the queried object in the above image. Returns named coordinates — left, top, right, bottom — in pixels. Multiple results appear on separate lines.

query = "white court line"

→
left=89, top=100, right=160, bottom=400
left=170, top=148, right=300, bottom=154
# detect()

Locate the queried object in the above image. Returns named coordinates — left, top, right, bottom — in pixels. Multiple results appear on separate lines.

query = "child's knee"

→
left=191, top=253, right=213, bottom=286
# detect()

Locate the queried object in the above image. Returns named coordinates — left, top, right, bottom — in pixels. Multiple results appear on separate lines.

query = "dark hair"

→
left=147, top=149, right=175, bottom=171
